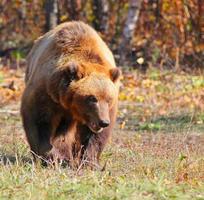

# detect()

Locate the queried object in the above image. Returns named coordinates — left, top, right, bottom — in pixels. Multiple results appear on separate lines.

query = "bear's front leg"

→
left=50, top=120, right=77, bottom=168
left=83, top=128, right=111, bottom=169
left=81, top=102, right=118, bottom=169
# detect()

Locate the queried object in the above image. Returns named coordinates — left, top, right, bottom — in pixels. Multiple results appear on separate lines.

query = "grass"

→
left=0, top=69, right=204, bottom=199
left=0, top=104, right=204, bottom=200
left=122, top=111, right=204, bottom=133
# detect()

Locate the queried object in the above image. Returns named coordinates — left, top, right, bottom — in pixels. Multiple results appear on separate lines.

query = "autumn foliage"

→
left=0, top=0, right=203, bottom=69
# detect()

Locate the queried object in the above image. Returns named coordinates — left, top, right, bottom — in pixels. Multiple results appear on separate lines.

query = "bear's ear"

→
left=47, top=62, right=80, bottom=103
left=109, top=68, right=121, bottom=82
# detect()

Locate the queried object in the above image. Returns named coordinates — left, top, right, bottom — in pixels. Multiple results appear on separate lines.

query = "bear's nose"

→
left=99, top=120, right=110, bottom=128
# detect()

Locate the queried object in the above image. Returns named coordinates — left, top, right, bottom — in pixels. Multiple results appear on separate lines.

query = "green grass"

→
left=134, top=113, right=204, bottom=133
left=0, top=72, right=4, bottom=84
left=1, top=144, right=204, bottom=200
left=0, top=164, right=203, bottom=200
left=119, top=102, right=204, bottom=133
left=0, top=105, right=204, bottom=200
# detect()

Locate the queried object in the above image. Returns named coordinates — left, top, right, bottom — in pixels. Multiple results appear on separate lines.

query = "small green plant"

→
left=11, top=50, right=25, bottom=61
left=137, top=122, right=163, bottom=131
left=0, top=72, right=4, bottom=83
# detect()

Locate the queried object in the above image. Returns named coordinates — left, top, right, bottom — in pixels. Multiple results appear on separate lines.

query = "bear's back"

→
left=25, top=21, right=115, bottom=84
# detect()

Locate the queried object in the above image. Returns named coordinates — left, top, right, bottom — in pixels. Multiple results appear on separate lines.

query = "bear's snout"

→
left=88, top=121, right=103, bottom=133
left=88, top=118, right=110, bottom=133
left=99, top=120, right=110, bottom=128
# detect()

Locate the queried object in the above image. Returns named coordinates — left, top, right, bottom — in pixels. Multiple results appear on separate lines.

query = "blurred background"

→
left=0, top=0, right=203, bottom=70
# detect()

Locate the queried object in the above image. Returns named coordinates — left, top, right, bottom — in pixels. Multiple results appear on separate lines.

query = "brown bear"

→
left=21, top=21, right=121, bottom=168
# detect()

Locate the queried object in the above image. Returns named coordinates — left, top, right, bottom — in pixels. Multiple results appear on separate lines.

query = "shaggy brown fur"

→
left=21, top=21, right=121, bottom=168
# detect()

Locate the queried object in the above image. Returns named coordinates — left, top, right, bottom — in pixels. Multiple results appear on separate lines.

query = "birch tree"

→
left=119, top=0, right=143, bottom=66
left=66, top=0, right=82, bottom=20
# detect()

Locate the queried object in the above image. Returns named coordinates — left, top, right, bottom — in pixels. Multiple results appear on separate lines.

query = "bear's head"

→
left=47, top=62, right=121, bottom=133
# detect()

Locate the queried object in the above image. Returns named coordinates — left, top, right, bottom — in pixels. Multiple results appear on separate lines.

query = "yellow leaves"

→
left=162, top=0, right=171, bottom=11
left=195, top=44, right=204, bottom=52
left=118, top=92, right=127, bottom=101
left=120, top=121, right=126, bottom=130
left=0, top=69, right=24, bottom=106
left=135, top=95, right=145, bottom=103
left=142, top=79, right=152, bottom=88
left=134, top=134, right=141, bottom=142
left=183, top=95, right=191, bottom=103
left=154, top=40, right=163, bottom=46
left=119, top=90, right=135, bottom=101
left=60, top=15, right=68, bottom=22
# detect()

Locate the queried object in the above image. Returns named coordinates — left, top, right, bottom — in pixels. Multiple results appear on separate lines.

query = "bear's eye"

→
left=86, top=95, right=98, bottom=103
left=61, top=77, right=70, bottom=88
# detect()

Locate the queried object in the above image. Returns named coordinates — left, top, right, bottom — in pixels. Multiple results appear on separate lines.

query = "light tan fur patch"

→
left=70, top=73, right=118, bottom=103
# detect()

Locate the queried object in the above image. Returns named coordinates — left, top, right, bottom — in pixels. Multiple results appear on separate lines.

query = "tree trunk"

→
left=44, top=0, right=59, bottom=32
left=196, top=0, right=202, bottom=42
left=66, top=0, right=82, bottom=20
left=92, top=0, right=109, bottom=34
left=119, top=0, right=143, bottom=66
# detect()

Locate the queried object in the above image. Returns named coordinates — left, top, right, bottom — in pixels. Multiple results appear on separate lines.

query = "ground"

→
left=0, top=68, right=204, bottom=200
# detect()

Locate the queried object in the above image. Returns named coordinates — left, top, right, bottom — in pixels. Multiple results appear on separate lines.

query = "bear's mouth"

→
left=88, top=122, right=103, bottom=133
